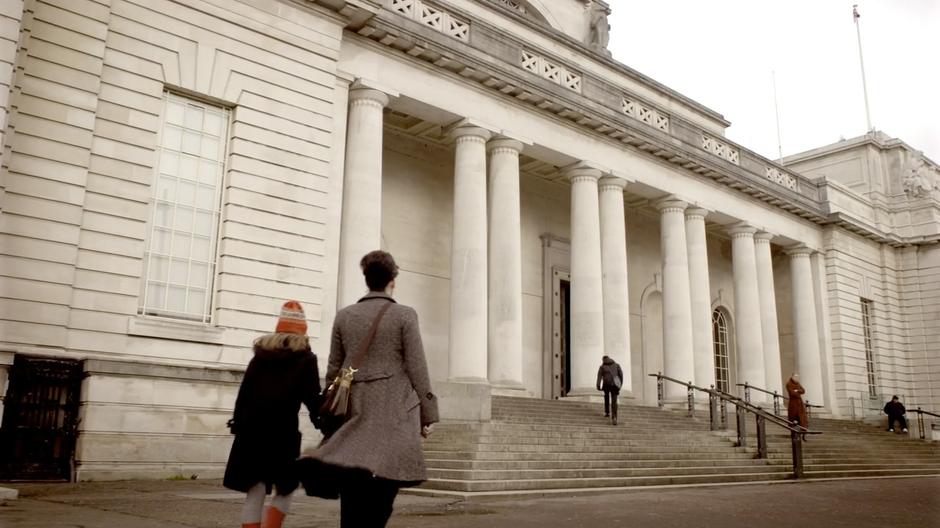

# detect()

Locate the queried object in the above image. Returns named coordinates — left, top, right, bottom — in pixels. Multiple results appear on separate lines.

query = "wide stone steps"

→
left=410, top=396, right=940, bottom=498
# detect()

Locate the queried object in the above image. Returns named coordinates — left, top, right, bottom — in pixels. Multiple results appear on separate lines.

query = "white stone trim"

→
left=621, top=97, right=669, bottom=132
left=387, top=0, right=470, bottom=41
left=521, top=50, right=582, bottom=93
left=702, top=134, right=739, bottom=165
left=127, top=316, right=226, bottom=345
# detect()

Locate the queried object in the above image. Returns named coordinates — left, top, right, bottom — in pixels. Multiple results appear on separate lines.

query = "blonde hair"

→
left=254, top=332, right=310, bottom=352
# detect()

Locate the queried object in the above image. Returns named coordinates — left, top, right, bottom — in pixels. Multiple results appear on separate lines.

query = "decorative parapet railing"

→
left=765, top=166, right=798, bottom=191
left=388, top=0, right=470, bottom=41
left=621, top=97, right=669, bottom=133
left=521, top=50, right=582, bottom=93
left=494, top=0, right=527, bottom=14
left=702, top=134, right=739, bottom=165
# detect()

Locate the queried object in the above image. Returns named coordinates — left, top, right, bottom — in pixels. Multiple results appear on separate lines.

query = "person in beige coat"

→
left=300, top=250, right=439, bottom=528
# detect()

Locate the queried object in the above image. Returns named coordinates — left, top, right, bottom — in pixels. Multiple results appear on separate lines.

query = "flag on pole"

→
left=853, top=4, right=860, bottom=23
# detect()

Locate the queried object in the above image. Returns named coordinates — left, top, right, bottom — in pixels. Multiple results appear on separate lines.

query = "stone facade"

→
left=0, top=0, right=936, bottom=480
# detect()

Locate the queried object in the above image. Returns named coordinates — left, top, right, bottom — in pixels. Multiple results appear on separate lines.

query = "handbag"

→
left=613, top=375, right=622, bottom=390
left=317, top=301, right=392, bottom=436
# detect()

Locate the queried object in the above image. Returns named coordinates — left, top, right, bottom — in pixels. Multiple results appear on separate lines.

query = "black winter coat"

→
left=223, top=336, right=321, bottom=494
left=884, top=400, right=906, bottom=417
left=596, top=357, right=623, bottom=393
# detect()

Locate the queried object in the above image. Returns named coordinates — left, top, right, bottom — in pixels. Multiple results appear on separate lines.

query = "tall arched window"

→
left=712, top=309, right=731, bottom=393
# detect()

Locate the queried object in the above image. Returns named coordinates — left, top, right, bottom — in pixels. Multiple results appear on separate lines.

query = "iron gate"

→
left=0, top=356, right=83, bottom=481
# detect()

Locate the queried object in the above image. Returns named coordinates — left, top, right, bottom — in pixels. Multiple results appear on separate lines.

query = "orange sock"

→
left=262, top=506, right=286, bottom=528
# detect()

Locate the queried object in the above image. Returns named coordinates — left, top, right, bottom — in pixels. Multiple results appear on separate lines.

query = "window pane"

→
left=146, top=282, right=166, bottom=309
left=192, top=236, right=211, bottom=261
left=149, top=255, right=169, bottom=282
left=154, top=202, right=172, bottom=227
left=174, top=206, right=193, bottom=230
left=165, top=101, right=185, bottom=126
left=196, top=185, right=215, bottom=209
left=169, top=258, right=188, bottom=284
left=156, top=175, right=176, bottom=202
left=178, top=180, right=196, bottom=206
left=182, top=130, right=201, bottom=155
left=172, top=231, right=191, bottom=259
left=187, top=288, right=207, bottom=314
left=167, top=285, right=186, bottom=312
left=190, top=262, right=208, bottom=288
left=160, top=151, right=179, bottom=176
left=200, top=159, right=220, bottom=186
left=184, top=105, right=203, bottom=130
left=203, top=112, right=223, bottom=136
left=200, top=137, right=219, bottom=159
left=179, top=155, right=198, bottom=181
left=162, top=126, right=182, bottom=150
left=194, top=211, right=213, bottom=236
left=151, top=228, right=171, bottom=255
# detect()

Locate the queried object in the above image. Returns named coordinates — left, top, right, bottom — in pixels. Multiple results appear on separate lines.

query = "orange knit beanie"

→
left=275, top=300, right=307, bottom=335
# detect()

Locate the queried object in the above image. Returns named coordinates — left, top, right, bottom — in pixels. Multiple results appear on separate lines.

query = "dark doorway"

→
left=559, top=279, right=571, bottom=396
left=0, top=356, right=83, bottom=481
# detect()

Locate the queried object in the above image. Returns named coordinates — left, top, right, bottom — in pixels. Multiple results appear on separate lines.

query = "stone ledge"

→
left=0, top=487, right=18, bottom=500
left=127, top=316, right=226, bottom=345
left=84, top=358, right=244, bottom=384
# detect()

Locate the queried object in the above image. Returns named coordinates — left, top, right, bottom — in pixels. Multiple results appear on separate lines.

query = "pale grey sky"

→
left=608, top=0, right=940, bottom=162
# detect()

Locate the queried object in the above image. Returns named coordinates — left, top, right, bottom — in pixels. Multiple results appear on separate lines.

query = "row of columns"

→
left=336, top=85, right=824, bottom=406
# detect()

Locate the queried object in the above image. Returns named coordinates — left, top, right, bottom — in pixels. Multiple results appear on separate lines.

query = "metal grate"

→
left=0, top=357, right=83, bottom=481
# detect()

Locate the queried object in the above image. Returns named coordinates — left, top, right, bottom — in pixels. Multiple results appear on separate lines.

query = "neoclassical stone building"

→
left=0, top=0, right=937, bottom=480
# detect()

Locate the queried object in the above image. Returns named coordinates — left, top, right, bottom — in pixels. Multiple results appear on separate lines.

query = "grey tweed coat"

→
left=309, top=292, right=439, bottom=484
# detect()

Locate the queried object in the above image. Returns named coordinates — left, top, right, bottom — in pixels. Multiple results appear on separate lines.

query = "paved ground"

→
left=1, top=477, right=938, bottom=527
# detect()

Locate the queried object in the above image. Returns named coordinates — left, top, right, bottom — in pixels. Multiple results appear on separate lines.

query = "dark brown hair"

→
left=360, top=250, right=399, bottom=291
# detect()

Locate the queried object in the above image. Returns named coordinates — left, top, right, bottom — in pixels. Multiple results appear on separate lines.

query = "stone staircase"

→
left=408, top=396, right=940, bottom=498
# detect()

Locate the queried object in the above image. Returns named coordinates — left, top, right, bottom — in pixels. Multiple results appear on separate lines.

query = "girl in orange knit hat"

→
left=224, top=300, right=321, bottom=528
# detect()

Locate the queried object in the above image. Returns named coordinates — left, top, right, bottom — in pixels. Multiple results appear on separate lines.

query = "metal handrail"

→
left=736, top=381, right=824, bottom=418
left=650, top=372, right=822, bottom=479
left=908, top=407, right=940, bottom=440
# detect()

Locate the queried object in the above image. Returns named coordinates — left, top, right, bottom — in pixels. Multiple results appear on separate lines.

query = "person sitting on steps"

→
left=883, top=395, right=908, bottom=433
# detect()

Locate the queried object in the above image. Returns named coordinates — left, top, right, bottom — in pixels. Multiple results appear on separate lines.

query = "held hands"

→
left=421, top=423, right=435, bottom=438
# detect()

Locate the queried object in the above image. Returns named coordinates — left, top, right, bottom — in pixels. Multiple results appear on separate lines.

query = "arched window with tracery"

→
left=712, top=309, right=731, bottom=393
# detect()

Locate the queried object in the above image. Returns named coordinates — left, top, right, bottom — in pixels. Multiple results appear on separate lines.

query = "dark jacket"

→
left=596, top=356, right=623, bottom=393
left=884, top=400, right=906, bottom=417
left=223, top=335, right=321, bottom=494
left=304, top=292, right=439, bottom=485
left=786, top=378, right=808, bottom=428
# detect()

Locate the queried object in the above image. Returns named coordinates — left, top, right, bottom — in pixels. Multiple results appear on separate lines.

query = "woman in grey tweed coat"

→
left=301, top=250, right=438, bottom=527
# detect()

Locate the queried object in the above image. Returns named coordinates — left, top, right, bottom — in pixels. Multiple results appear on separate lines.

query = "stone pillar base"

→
left=435, top=381, right=491, bottom=422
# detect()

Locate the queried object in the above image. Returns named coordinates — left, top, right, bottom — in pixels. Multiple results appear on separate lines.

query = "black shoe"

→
left=612, top=418, right=617, bottom=426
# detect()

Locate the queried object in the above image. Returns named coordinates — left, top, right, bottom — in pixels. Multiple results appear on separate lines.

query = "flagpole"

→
left=853, top=4, right=873, bottom=132
left=772, top=70, right=783, bottom=162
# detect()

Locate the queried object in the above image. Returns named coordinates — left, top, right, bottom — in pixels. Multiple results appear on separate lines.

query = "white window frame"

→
left=139, top=91, right=230, bottom=324
left=860, top=298, right=878, bottom=398
left=712, top=308, right=732, bottom=393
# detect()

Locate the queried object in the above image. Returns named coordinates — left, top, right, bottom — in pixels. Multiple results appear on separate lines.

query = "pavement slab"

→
left=0, top=477, right=937, bottom=527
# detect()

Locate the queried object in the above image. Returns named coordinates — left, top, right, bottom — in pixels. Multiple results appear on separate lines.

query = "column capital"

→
left=449, top=125, right=492, bottom=143
left=487, top=137, right=524, bottom=154
left=598, top=175, right=628, bottom=191
left=685, top=207, right=710, bottom=220
left=754, top=231, right=776, bottom=244
left=348, top=87, right=389, bottom=107
left=727, top=222, right=757, bottom=238
left=562, top=162, right=603, bottom=183
left=654, top=196, right=688, bottom=213
left=786, top=245, right=814, bottom=258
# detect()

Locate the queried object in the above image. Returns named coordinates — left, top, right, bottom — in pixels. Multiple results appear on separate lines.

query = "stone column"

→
left=599, top=176, right=631, bottom=394
left=754, top=232, right=783, bottom=395
left=788, top=246, right=824, bottom=406
left=657, top=198, right=695, bottom=400
left=337, top=88, right=389, bottom=308
left=685, top=207, right=715, bottom=390
left=487, top=137, right=524, bottom=389
left=448, top=125, right=492, bottom=382
left=728, top=223, right=766, bottom=401
left=566, top=164, right=605, bottom=396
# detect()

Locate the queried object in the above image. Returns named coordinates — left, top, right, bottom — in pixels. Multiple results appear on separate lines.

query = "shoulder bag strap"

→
left=348, top=301, right=393, bottom=370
